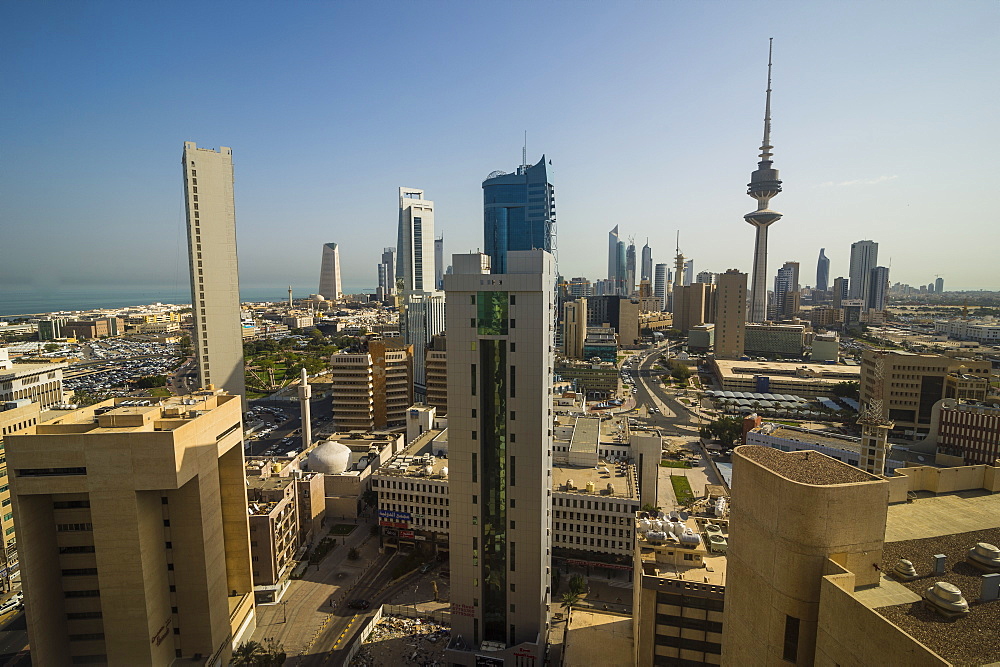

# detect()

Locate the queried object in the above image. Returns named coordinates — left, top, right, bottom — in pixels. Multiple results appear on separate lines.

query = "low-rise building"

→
left=0, top=348, right=65, bottom=408
left=556, top=359, right=620, bottom=399
left=62, top=317, right=123, bottom=339
left=633, top=510, right=728, bottom=666
left=934, top=318, right=1000, bottom=344
left=743, top=323, right=807, bottom=357
left=746, top=422, right=922, bottom=474
left=927, top=399, right=1000, bottom=466
left=710, top=358, right=860, bottom=397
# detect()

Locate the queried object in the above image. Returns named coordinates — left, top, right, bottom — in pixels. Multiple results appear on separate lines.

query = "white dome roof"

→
left=308, top=440, right=352, bottom=474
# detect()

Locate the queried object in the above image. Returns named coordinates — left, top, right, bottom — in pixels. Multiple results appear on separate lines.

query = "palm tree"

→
left=568, top=575, right=587, bottom=597
left=560, top=591, right=581, bottom=613
left=231, top=640, right=262, bottom=665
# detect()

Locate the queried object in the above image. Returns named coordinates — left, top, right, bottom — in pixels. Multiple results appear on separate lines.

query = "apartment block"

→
left=714, top=270, right=747, bottom=360
left=6, top=392, right=255, bottom=665
left=247, top=476, right=299, bottom=588
left=330, top=341, right=413, bottom=432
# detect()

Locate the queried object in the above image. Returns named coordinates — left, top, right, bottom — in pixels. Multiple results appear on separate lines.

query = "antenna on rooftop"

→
left=522, top=130, right=527, bottom=171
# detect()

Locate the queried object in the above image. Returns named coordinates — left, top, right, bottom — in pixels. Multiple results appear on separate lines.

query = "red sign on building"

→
left=400, top=530, right=415, bottom=539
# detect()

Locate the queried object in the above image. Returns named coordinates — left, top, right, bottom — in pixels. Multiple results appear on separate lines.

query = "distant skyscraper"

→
left=848, top=240, right=879, bottom=309
left=868, top=266, right=890, bottom=312
left=396, top=189, right=443, bottom=390
left=482, top=155, right=555, bottom=275
left=377, top=247, right=396, bottom=302
left=396, top=188, right=437, bottom=293
left=434, top=234, right=445, bottom=290
left=318, top=242, right=342, bottom=300
left=744, top=41, right=783, bottom=323
left=833, top=276, right=849, bottom=310
left=607, top=226, right=626, bottom=294
left=772, top=261, right=800, bottom=319
left=654, top=263, right=668, bottom=311
left=641, top=239, right=653, bottom=283
left=625, top=240, right=637, bottom=295
left=935, top=276, right=944, bottom=293
left=696, top=271, right=716, bottom=285
left=683, top=259, right=694, bottom=286
left=816, top=248, right=830, bottom=291
left=182, top=142, right=246, bottom=401
left=445, top=250, right=553, bottom=665
left=715, top=269, right=748, bottom=359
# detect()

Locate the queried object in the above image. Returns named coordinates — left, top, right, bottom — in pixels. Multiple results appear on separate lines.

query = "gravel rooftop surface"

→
left=878, top=527, right=1000, bottom=666
left=738, top=445, right=878, bottom=485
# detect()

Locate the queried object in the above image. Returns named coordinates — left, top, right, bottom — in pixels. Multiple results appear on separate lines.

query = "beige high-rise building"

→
left=425, top=334, right=448, bottom=416
left=563, top=298, right=587, bottom=359
left=183, top=142, right=246, bottom=401
left=673, top=283, right=715, bottom=334
left=330, top=340, right=413, bottom=432
left=318, top=242, right=343, bottom=300
left=7, top=392, right=255, bottom=665
left=714, top=270, right=747, bottom=359
left=444, top=251, right=554, bottom=665
left=0, top=402, right=43, bottom=592
left=860, top=350, right=991, bottom=440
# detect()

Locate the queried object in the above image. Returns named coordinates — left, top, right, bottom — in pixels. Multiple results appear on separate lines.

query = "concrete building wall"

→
left=714, top=270, right=747, bottom=359
left=721, top=446, right=887, bottom=666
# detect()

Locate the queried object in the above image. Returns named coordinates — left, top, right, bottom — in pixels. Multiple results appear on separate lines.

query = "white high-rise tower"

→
left=444, top=250, right=554, bottom=665
left=318, top=242, right=342, bottom=300
left=849, top=240, right=879, bottom=309
left=182, top=142, right=246, bottom=401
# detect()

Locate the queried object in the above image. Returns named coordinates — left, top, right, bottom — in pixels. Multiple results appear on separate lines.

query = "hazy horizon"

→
left=3, top=2, right=998, bottom=294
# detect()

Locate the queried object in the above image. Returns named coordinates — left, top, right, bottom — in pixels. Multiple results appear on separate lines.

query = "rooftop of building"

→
left=0, top=359, right=67, bottom=378
left=867, top=490, right=1000, bottom=665
left=372, top=429, right=449, bottom=479
left=562, top=609, right=633, bottom=667
left=737, top=445, right=881, bottom=485
left=752, top=423, right=930, bottom=466
left=552, top=461, right=638, bottom=500
left=247, top=475, right=295, bottom=494
left=570, top=417, right=601, bottom=453
left=636, top=511, right=728, bottom=586
left=32, top=391, right=236, bottom=435
left=713, top=359, right=861, bottom=380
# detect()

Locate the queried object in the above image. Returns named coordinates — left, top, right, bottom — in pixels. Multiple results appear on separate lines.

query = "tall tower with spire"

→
left=744, top=39, right=783, bottom=323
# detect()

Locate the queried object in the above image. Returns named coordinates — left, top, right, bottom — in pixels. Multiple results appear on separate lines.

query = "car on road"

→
left=348, top=599, right=370, bottom=610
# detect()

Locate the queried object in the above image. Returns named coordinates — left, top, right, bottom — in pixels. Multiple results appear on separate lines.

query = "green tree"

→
left=568, top=575, right=587, bottom=597
left=135, top=375, right=167, bottom=389
left=561, top=591, right=581, bottom=613
left=348, top=547, right=360, bottom=560
left=44, top=343, right=59, bottom=353
left=705, top=416, right=743, bottom=447
left=831, top=381, right=860, bottom=399
left=230, top=640, right=262, bottom=665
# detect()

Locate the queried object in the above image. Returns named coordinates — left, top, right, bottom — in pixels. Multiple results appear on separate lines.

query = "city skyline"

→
left=2, top=3, right=999, bottom=296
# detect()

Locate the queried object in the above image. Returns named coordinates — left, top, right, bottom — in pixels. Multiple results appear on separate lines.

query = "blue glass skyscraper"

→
left=483, top=156, right=555, bottom=274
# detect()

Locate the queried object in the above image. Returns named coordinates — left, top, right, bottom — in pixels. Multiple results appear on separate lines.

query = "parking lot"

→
left=62, top=337, right=182, bottom=395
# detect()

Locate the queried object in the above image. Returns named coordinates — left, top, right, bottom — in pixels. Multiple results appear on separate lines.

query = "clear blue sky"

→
left=2, top=1, right=998, bottom=296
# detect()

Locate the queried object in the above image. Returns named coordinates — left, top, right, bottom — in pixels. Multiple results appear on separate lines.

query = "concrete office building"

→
left=860, top=350, right=992, bottom=440
left=318, top=242, right=343, bottom=300
left=633, top=510, right=728, bottom=666
left=0, top=402, right=43, bottom=592
left=567, top=277, right=592, bottom=298
left=376, top=247, right=397, bottom=303
left=771, top=261, right=800, bottom=320
left=444, top=250, right=553, bottom=665
left=934, top=319, right=1000, bottom=344
left=7, top=392, right=255, bottom=665
left=935, top=276, right=945, bottom=293
left=330, top=340, right=413, bottom=432
left=182, top=142, right=246, bottom=401
left=832, top=276, right=848, bottom=310
left=62, top=317, right=123, bottom=340
left=425, top=334, right=448, bottom=416
left=482, top=156, right=555, bottom=276
left=848, top=240, right=878, bottom=310
left=714, top=270, right=747, bottom=359
left=744, top=323, right=806, bottom=358
left=744, top=41, right=783, bottom=324
left=0, top=349, right=65, bottom=408
left=722, top=445, right=1000, bottom=667
left=673, top=283, right=715, bottom=335
left=563, top=299, right=588, bottom=360
left=396, top=188, right=444, bottom=390
left=696, top=271, right=716, bottom=285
